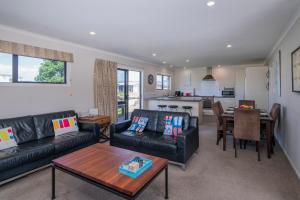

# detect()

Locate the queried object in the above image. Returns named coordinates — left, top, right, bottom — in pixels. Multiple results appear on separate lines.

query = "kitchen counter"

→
left=144, top=97, right=204, bottom=123
left=150, top=96, right=204, bottom=102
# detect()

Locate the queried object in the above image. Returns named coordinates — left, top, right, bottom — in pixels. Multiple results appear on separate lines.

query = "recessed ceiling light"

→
left=186, top=59, right=190, bottom=63
left=162, top=61, right=167, bottom=64
left=89, top=31, right=96, bottom=35
left=206, top=1, right=216, bottom=7
left=152, top=53, right=157, bottom=57
left=227, top=44, right=232, bottom=48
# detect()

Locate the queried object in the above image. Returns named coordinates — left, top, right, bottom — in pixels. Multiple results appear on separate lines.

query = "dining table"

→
left=221, top=107, right=274, bottom=158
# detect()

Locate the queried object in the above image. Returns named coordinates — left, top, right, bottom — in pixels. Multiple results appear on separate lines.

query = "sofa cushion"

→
left=52, top=116, right=79, bottom=136
left=113, top=131, right=143, bottom=147
left=130, top=110, right=158, bottom=132
left=53, top=131, right=96, bottom=154
left=157, top=111, right=190, bottom=133
left=141, top=131, right=177, bottom=155
left=32, top=110, right=76, bottom=139
left=0, top=127, right=17, bottom=150
left=0, top=139, right=54, bottom=172
left=0, top=116, right=37, bottom=144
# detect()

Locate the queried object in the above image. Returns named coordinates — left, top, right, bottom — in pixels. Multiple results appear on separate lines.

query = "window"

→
left=156, top=74, right=171, bottom=90
left=0, top=53, right=66, bottom=84
left=0, top=53, right=13, bottom=82
left=156, top=75, right=162, bottom=89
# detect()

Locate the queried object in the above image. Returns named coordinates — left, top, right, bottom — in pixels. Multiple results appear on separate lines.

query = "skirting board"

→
left=276, top=136, right=300, bottom=180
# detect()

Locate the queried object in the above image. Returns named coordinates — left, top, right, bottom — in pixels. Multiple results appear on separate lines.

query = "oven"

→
left=202, top=97, right=214, bottom=109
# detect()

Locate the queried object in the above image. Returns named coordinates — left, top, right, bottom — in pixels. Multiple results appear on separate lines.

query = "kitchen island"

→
left=145, top=97, right=204, bottom=123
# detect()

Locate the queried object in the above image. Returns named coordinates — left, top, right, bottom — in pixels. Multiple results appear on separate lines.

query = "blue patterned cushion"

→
left=128, top=116, right=149, bottom=133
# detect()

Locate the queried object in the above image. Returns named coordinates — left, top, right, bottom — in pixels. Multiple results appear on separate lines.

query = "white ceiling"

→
left=0, top=0, right=299, bottom=67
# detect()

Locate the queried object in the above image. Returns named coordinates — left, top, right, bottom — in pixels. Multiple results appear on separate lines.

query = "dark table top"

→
left=221, top=108, right=273, bottom=121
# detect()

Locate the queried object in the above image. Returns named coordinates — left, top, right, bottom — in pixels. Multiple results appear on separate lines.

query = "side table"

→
left=78, top=115, right=111, bottom=143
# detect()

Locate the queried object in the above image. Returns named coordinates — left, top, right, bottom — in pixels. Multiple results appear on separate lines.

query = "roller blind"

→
left=0, top=40, right=73, bottom=62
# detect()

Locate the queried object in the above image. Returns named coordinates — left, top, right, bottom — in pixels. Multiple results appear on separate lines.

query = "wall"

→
left=0, top=25, right=174, bottom=118
left=268, top=14, right=300, bottom=178
left=245, top=67, right=269, bottom=110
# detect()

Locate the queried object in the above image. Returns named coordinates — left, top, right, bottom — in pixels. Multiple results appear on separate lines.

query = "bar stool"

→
left=168, top=105, right=178, bottom=111
left=182, top=106, right=193, bottom=115
left=158, top=105, right=167, bottom=111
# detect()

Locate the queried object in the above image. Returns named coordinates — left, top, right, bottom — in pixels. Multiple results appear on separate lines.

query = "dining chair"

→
left=233, top=108, right=261, bottom=161
left=212, top=101, right=224, bottom=145
left=213, top=101, right=233, bottom=145
left=239, top=100, right=255, bottom=109
left=269, top=103, right=281, bottom=146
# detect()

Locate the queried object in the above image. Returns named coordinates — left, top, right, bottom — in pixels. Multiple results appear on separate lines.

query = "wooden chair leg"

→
left=216, top=133, right=222, bottom=145
left=256, top=141, right=261, bottom=161
left=234, top=138, right=237, bottom=158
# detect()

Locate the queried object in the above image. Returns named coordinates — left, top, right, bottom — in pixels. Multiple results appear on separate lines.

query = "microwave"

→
left=222, top=89, right=235, bottom=97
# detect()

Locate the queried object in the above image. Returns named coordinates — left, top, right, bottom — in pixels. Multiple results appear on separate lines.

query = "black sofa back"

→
left=130, top=109, right=190, bottom=133
left=33, top=110, right=76, bottom=139
left=0, top=116, right=37, bottom=145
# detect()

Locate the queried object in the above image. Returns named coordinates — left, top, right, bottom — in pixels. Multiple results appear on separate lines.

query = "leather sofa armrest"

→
left=189, top=116, right=198, bottom=129
left=176, top=126, right=199, bottom=163
left=110, top=120, right=132, bottom=139
left=78, top=122, right=101, bottom=139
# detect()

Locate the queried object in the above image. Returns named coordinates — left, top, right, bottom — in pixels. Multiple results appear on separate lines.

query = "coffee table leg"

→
left=52, top=165, right=56, bottom=199
left=165, top=166, right=168, bottom=199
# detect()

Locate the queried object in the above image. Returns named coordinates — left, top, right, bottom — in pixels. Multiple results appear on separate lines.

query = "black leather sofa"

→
left=110, top=109, right=199, bottom=169
left=0, top=110, right=99, bottom=183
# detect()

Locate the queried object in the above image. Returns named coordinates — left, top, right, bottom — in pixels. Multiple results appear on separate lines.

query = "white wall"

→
left=0, top=25, right=174, bottom=118
left=245, top=67, right=269, bottom=110
left=268, top=14, right=300, bottom=178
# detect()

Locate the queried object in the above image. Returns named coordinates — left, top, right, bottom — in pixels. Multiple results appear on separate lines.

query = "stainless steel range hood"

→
left=202, top=67, right=216, bottom=81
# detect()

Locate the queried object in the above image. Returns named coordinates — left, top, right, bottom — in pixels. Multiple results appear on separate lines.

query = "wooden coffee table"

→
left=51, top=144, right=169, bottom=200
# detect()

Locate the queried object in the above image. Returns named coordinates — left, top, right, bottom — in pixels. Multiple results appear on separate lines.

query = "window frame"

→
left=0, top=53, right=67, bottom=85
left=156, top=74, right=171, bottom=90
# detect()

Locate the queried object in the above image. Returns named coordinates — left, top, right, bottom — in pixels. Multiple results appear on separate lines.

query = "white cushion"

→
left=0, top=127, right=17, bottom=150
left=52, top=116, right=79, bottom=136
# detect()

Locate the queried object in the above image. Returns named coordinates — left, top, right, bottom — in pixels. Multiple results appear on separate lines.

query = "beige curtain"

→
left=94, top=59, right=118, bottom=123
left=0, top=40, right=73, bottom=62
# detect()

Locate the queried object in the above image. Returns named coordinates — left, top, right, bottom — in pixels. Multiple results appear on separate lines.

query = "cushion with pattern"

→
left=0, top=127, right=17, bottom=150
left=52, top=116, right=79, bottom=136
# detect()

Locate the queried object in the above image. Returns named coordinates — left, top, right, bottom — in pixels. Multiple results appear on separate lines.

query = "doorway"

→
left=117, top=69, right=141, bottom=122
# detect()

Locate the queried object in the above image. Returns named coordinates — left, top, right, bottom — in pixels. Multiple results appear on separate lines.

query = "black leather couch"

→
left=110, top=109, right=199, bottom=169
left=0, top=110, right=99, bottom=183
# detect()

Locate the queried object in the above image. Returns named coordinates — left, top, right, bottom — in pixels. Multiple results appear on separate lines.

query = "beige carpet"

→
left=1, top=122, right=300, bottom=200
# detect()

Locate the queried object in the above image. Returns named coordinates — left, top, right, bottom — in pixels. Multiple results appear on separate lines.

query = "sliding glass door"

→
left=117, top=69, right=141, bottom=122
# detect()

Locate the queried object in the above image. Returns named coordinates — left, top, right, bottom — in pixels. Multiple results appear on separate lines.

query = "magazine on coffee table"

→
left=119, top=156, right=153, bottom=179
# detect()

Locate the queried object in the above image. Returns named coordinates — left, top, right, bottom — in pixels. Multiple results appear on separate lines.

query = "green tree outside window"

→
left=35, top=60, right=65, bottom=83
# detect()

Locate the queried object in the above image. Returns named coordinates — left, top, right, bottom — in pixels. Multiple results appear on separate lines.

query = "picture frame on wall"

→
left=292, top=46, right=300, bottom=92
